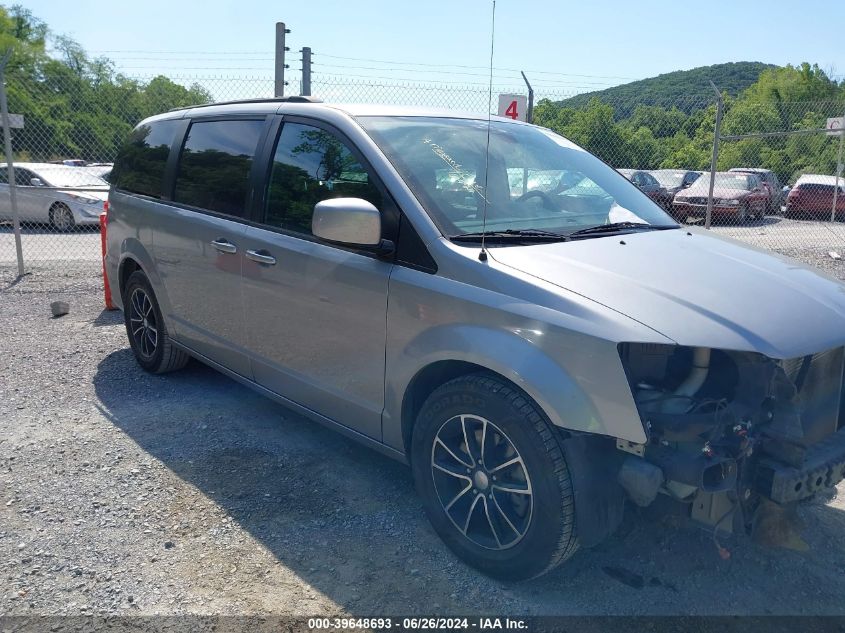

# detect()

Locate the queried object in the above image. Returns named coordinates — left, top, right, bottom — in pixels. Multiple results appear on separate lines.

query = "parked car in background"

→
left=728, top=167, right=783, bottom=213
left=785, top=175, right=845, bottom=219
left=673, top=171, right=768, bottom=223
left=648, top=169, right=701, bottom=212
left=0, top=162, right=108, bottom=230
left=85, top=162, right=113, bottom=181
left=617, top=169, right=669, bottom=207
left=649, top=169, right=701, bottom=189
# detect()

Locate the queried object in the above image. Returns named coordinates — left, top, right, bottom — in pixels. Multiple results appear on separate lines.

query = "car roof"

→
left=795, top=174, right=843, bottom=187
left=0, top=162, right=78, bottom=169
left=729, top=167, right=772, bottom=174
left=150, top=97, right=519, bottom=124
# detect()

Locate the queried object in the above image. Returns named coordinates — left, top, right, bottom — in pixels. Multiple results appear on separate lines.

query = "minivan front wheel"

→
left=412, top=373, right=578, bottom=580
left=122, top=271, right=189, bottom=374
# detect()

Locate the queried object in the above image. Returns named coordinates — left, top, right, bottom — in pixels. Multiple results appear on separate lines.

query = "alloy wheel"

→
left=129, top=288, right=158, bottom=359
left=430, top=414, right=533, bottom=550
left=52, top=205, right=74, bottom=231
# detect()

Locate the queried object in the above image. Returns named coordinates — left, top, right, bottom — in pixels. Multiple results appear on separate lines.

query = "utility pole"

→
left=705, top=81, right=724, bottom=231
left=301, top=47, right=312, bottom=97
left=274, top=22, right=290, bottom=97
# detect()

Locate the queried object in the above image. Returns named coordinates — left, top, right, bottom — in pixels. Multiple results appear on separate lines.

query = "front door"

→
left=241, top=120, right=393, bottom=439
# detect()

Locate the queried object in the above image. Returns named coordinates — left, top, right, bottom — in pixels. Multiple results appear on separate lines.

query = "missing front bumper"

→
left=755, top=426, right=845, bottom=503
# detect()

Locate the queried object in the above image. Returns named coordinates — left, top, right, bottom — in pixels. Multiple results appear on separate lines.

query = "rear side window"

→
left=799, top=184, right=835, bottom=194
left=174, top=119, right=264, bottom=218
left=263, top=122, right=382, bottom=235
left=113, top=119, right=179, bottom=198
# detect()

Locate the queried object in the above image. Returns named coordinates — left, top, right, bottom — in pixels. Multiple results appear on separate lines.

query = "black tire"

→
left=122, top=270, right=189, bottom=374
left=737, top=203, right=749, bottom=225
left=411, top=373, right=578, bottom=580
left=50, top=202, right=75, bottom=232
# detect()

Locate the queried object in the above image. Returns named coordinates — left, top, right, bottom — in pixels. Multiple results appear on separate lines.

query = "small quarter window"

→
left=174, top=119, right=264, bottom=218
left=113, top=119, right=179, bottom=198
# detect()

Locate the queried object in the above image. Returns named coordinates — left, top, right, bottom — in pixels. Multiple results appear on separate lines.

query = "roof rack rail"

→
left=169, top=95, right=323, bottom=113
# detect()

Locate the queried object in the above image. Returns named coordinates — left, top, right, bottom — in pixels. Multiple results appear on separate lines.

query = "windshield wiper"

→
left=451, top=228, right=571, bottom=243
left=567, top=222, right=674, bottom=238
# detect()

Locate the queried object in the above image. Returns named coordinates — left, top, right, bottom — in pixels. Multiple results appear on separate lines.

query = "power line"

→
left=314, top=52, right=639, bottom=80
left=89, top=49, right=271, bottom=55
left=311, top=72, right=598, bottom=90
left=89, top=49, right=639, bottom=82
left=95, top=56, right=275, bottom=62
left=309, top=62, right=618, bottom=86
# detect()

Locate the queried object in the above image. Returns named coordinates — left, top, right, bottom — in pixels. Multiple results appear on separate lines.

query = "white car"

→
left=0, top=162, right=109, bottom=230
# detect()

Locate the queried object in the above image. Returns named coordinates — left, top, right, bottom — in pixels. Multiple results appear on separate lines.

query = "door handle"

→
left=211, top=238, right=237, bottom=254
left=245, top=249, right=276, bottom=265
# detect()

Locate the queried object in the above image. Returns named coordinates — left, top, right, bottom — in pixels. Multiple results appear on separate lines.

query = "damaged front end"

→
left=615, top=342, right=845, bottom=547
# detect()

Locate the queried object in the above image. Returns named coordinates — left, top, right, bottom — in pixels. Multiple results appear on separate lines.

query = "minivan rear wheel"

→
left=411, top=373, right=578, bottom=580
left=123, top=271, right=189, bottom=374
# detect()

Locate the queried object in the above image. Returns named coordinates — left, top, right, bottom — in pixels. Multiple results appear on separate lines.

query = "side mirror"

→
left=312, top=198, right=386, bottom=250
left=30, top=177, right=43, bottom=187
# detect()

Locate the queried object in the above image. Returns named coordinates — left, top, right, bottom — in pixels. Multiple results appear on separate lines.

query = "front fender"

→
left=384, top=323, right=647, bottom=451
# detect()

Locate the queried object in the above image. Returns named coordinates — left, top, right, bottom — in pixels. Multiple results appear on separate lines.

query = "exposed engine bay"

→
left=615, top=343, right=845, bottom=547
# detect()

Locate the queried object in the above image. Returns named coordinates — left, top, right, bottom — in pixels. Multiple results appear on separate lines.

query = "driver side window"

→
left=264, top=122, right=382, bottom=236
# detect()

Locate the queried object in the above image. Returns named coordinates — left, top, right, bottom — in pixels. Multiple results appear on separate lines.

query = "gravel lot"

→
left=2, top=222, right=845, bottom=618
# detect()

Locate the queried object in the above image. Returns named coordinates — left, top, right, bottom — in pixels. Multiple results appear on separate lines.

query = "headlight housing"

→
left=67, top=193, right=101, bottom=205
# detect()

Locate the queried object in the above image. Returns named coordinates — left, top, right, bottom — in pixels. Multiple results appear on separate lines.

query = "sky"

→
left=20, top=0, right=845, bottom=98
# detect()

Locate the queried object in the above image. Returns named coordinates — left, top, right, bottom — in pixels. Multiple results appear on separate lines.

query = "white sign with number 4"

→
left=497, top=94, right=527, bottom=121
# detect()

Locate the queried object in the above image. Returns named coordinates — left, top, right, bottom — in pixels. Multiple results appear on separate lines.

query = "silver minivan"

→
left=105, top=97, right=845, bottom=580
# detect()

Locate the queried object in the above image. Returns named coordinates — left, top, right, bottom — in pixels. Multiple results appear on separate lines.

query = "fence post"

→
left=705, top=81, right=724, bottom=230
left=0, top=49, right=23, bottom=277
left=301, top=47, right=312, bottom=97
left=274, top=22, right=290, bottom=97
left=831, top=103, right=845, bottom=223
left=520, top=71, right=534, bottom=124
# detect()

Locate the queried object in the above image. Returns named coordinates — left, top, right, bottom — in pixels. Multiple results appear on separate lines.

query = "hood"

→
left=59, top=188, right=109, bottom=202
left=489, top=228, right=845, bottom=359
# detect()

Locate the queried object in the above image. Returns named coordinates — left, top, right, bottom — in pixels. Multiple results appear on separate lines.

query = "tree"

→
left=0, top=3, right=213, bottom=162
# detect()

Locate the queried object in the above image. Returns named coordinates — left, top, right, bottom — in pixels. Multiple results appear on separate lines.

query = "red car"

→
left=672, top=172, right=768, bottom=223
left=785, top=178, right=845, bottom=219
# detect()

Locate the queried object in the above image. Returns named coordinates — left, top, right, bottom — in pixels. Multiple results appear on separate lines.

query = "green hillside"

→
left=556, top=62, right=777, bottom=116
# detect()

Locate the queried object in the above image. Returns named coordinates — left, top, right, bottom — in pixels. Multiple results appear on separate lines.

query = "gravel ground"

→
left=2, top=240, right=845, bottom=619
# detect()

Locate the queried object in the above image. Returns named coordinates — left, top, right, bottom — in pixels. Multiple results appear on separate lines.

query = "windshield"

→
left=359, top=117, right=676, bottom=237
left=35, top=167, right=109, bottom=188
left=651, top=171, right=686, bottom=188
left=691, top=173, right=754, bottom=192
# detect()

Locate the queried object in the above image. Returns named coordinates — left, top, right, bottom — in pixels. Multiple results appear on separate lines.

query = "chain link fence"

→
left=1, top=72, right=843, bottom=281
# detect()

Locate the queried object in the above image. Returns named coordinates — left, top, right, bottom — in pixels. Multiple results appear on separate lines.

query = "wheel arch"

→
left=390, top=326, right=622, bottom=459
left=114, top=240, right=173, bottom=319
